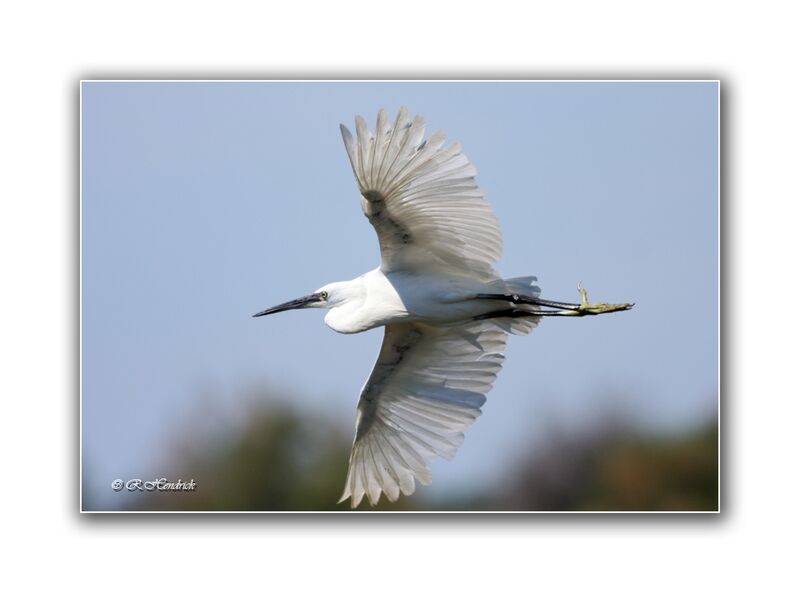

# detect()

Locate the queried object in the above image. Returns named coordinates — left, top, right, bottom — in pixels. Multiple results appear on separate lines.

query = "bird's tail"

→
left=492, top=276, right=541, bottom=298
left=480, top=276, right=542, bottom=335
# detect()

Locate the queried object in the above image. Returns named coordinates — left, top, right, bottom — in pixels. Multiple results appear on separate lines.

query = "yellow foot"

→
left=571, top=282, right=634, bottom=316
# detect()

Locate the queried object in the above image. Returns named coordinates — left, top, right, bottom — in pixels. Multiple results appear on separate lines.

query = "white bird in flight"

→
left=254, top=108, right=632, bottom=508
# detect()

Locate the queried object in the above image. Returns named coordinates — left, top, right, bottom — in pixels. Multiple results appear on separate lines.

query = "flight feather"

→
left=340, top=108, right=503, bottom=280
left=339, top=320, right=508, bottom=508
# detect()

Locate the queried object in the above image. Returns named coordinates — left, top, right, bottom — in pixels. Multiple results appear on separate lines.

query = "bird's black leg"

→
left=475, top=293, right=582, bottom=311
left=473, top=309, right=575, bottom=321
left=475, top=285, right=634, bottom=317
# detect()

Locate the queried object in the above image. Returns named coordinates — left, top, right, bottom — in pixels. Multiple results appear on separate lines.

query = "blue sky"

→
left=81, top=81, right=718, bottom=509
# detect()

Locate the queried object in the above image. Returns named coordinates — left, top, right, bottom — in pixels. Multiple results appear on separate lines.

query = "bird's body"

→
left=321, top=268, right=527, bottom=334
left=254, top=108, right=632, bottom=508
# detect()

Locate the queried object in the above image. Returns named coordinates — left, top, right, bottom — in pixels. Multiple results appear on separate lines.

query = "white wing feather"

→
left=339, top=320, right=508, bottom=508
left=340, top=108, right=503, bottom=280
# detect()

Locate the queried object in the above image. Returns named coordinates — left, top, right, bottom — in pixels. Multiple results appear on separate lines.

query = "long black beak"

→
left=252, top=293, right=324, bottom=318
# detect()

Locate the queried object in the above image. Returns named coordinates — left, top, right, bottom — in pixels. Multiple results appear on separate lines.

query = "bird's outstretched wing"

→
left=340, top=108, right=502, bottom=280
left=340, top=320, right=508, bottom=508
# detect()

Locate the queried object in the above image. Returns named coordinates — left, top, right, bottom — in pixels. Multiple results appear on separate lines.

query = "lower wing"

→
left=340, top=319, right=512, bottom=508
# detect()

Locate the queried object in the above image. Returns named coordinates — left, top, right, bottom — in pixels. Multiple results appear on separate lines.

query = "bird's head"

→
left=252, top=281, right=354, bottom=318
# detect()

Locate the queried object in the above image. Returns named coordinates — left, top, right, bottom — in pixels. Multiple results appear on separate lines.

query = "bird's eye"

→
left=320, top=291, right=328, bottom=300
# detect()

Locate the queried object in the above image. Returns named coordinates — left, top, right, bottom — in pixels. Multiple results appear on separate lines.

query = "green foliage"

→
left=486, top=421, right=718, bottom=511
left=580, top=423, right=718, bottom=511
left=131, top=391, right=718, bottom=512
left=134, top=400, right=419, bottom=511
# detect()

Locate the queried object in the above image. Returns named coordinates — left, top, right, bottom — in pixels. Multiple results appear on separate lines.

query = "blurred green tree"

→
left=487, top=421, right=718, bottom=511
left=133, top=398, right=420, bottom=511
left=131, top=389, right=717, bottom=512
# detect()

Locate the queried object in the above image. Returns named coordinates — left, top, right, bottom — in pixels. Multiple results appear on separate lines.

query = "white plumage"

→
left=340, top=320, right=509, bottom=507
left=254, top=108, right=632, bottom=508
left=336, top=108, right=533, bottom=507
left=340, top=107, right=502, bottom=280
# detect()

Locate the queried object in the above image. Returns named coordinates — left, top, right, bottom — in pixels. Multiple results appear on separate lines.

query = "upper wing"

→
left=340, top=108, right=502, bottom=280
left=339, top=319, right=508, bottom=508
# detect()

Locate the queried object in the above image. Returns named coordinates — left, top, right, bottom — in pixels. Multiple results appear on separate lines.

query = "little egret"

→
left=254, top=108, right=632, bottom=508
